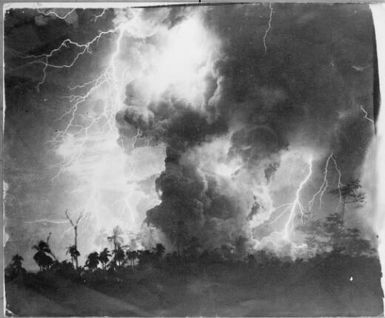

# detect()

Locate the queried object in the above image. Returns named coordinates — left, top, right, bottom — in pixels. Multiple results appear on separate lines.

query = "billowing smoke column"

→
left=114, top=4, right=376, bottom=255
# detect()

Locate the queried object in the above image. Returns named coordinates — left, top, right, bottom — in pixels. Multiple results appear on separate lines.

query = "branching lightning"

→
left=331, top=154, right=343, bottom=205
left=263, top=3, right=273, bottom=54
left=34, top=17, right=136, bottom=180
left=25, top=8, right=216, bottom=244
left=24, top=27, right=119, bottom=91
left=308, top=153, right=333, bottom=211
left=24, top=218, right=68, bottom=225
left=307, top=152, right=343, bottom=214
left=23, top=7, right=349, bottom=257
left=22, top=10, right=150, bottom=235
left=93, top=9, right=107, bottom=22
left=283, top=156, right=313, bottom=240
left=37, top=8, right=76, bottom=20
left=260, top=152, right=345, bottom=246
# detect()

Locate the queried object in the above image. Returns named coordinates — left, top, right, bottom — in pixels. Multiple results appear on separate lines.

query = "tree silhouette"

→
left=297, top=217, right=328, bottom=253
left=85, top=252, right=99, bottom=270
left=31, top=235, right=58, bottom=271
left=32, top=241, right=54, bottom=271
left=323, top=213, right=345, bottom=250
left=135, top=249, right=157, bottom=267
left=99, top=248, right=111, bottom=270
left=342, top=228, right=375, bottom=256
left=107, top=226, right=124, bottom=251
left=112, top=246, right=125, bottom=267
left=5, top=254, right=26, bottom=280
left=12, top=254, right=24, bottom=268
left=51, top=260, right=75, bottom=274
left=153, top=243, right=166, bottom=258
left=330, top=179, right=365, bottom=221
left=298, top=211, right=374, bottom=256
left=126, top=250, right=138, bottom=271
left=65, top=210, right=84, bottom=269
left=67, top=245, right=81, bottom=268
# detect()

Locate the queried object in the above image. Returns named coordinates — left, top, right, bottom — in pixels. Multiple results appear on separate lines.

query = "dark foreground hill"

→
left=5, top=251, right=383, bottom=317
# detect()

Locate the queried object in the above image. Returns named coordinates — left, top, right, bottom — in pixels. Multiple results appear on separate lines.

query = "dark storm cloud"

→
left=146, top=159, right=247, bottom=251
left=205, top=3, right=375, bottom=154
left=116, top=94, right=227, bottom=152
left=118, top=4, right=376, bottom=251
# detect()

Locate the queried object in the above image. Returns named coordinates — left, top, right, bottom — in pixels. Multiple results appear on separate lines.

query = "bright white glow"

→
left=49, top=8, right=219, bottom=255
left=145, top=16, right=218, bottom=106
left=371, top=3, right=385, bottom=309
left=186, top=135, right=243, bottom=178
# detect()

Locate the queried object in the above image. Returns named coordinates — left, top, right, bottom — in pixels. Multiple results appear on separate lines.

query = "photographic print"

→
left=3, top=2, right=384, bottom=316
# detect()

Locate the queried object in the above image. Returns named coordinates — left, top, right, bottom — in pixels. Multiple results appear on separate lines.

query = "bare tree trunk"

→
left=74, top=225, right=79, bottom=269
left=65, top=210, right=84, bottom=270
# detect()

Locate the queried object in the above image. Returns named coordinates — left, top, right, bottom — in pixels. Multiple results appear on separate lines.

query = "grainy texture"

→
left=3, top=3, right=382, bottom=316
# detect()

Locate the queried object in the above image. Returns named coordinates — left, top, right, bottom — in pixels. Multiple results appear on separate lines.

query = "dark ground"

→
left=5, top=252, right=384, bottom=317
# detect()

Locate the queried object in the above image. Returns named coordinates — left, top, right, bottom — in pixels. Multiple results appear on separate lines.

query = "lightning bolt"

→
left=283, top=156, right=313, bottom=240
left=21, top=10, right=152, bottom=230
left=37, top=8, right=76, bottom=20
left=92, top=9, right=107, bottom=22
left=21, top=7, right=222, bottom=247
left=307, top=153, right=343, bottom=214
left=263, top=3, right=273, bottom=54
left=31, top=15, right=142, bottom=180
left=331, top=154, right=343, bottom=205
left=23, top=27, right=120, bottom=91
left=308, top=153, right=333, bottom=211
left=24, top=218, right=68, bottom=224
left=266, top=152, right=343, bottom=243
left=269, top=203, right=293, bottom=224
left=360, top=105, right=375, bottom=125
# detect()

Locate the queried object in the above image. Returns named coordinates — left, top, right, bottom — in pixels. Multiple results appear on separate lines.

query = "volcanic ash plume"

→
left=114, top=5, right=376, bottom=255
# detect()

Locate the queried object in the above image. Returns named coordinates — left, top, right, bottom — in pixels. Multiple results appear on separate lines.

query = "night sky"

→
left=4, top=4, right=378, bottom=269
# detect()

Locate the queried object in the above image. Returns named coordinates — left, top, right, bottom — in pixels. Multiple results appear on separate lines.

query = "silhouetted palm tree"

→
left=33, top=250, right=53, bottom=271
left=67, top=245, right=81, bottom=268
left=32, top=240, right=54, bottom=271
left=33, top=240, right=51, bottom=254
left=113, top=246, right=125, bottom=267
left=85, top=252, right=99, bottom=270
left=99, top=248, right=111, bottom=270
left=107, top=226, right=124, bottom=251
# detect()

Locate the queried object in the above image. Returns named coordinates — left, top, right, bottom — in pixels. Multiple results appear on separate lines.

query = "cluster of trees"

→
left=297, top=179, right=375, bottom=256
left=5, top=179, right=377, bottom=281
left=5, top=219, right=376, bottom=283
left=298, top=212, right=375, bottom=257
left=5, top=222, right=169, bottom=282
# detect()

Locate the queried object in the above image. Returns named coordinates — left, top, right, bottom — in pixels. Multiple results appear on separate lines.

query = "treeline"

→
left=5, top=212, right=378, bottom=282
left=5, top=213, right=384, bottom=317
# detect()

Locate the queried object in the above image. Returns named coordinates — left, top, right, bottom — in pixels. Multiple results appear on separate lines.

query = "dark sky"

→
left=3, top=4, right=378, bottom=268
